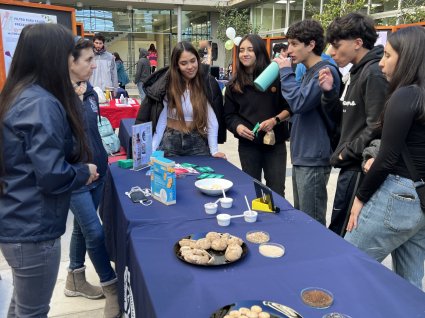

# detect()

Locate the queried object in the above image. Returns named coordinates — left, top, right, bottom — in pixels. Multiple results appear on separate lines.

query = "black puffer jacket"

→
left=135, top=66, right=226, bottom=144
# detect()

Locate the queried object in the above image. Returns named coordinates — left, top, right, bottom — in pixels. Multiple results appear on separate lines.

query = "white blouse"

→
left=152, top=89, right=219, bottom=155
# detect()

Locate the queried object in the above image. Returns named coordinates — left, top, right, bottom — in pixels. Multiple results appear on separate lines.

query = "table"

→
left=118, top=118, right=135, bottom=159
left=99, top=98, right=140, bottom=129
left=100, top=157, right=425, bottom=318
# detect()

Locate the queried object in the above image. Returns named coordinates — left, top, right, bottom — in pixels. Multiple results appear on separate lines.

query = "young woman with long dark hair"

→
left=344, top=26, right=425, bottom=291
left=0, top=23, right=97, bottom=317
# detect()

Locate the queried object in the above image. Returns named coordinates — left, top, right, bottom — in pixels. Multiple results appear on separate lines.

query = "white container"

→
left=244, top=210, right=258, bottom=223
left=216, top=213, right=231, bottom=226
left=204, top=202, right=218, bottom=215
left=220, top=197, right=233, bottom=209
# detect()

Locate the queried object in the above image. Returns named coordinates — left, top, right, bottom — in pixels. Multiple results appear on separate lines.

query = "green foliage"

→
left=308, top=0, right=367, bottom=29
left=399, top=0, right=425, bottom=24
left=216, top=6, right=259, bottom=43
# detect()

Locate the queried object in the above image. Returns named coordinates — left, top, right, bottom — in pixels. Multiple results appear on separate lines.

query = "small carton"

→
left=150, top=156, right=176, bottom=205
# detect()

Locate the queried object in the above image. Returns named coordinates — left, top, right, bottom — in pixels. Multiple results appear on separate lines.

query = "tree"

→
left=216, top=6, right=259, bottom=43
left=308, top=0, right=367, bottom=29
left=398, top=0, right=425, bottom=24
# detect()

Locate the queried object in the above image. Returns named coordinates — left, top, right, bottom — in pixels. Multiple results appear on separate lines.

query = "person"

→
left=65, top=37, right=120, bottom=318
left=0, top=23, right=98, bottom=317
left=134, top=48, right=151, bottom=102
left=113, top=52, right=130, bottom=89
left=344, top=26, right=425, bottom=291
left=274, top=20, right=341, bottom=224
left=295, top=50, right=336, bottom=82
left=224, top=34, right=291, bottom=197
left=135, top=41, right=226, bottom=158
left=148, top=43, right=158, bottom=73
left=226, top=63, right=233, bottom=80
left=272, top=42, right=288, bottom=58
left=321, top=13, right=388, bottom=236
left=89, top=33, right=119, bottom=93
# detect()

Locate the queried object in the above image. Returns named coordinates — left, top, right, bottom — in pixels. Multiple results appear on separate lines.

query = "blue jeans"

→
left=158, top=128, right=210, bottom=157
left=292, top=165, right=331, bottom=225
left=345, top=174, right=425, bottom=291
left=238, top=141, right=287, bottom=197
left=69, top=180, right=116, bottom=283
left=0, top=238, right=61, bottom=317
left=136, top=82, right=146, bottom=102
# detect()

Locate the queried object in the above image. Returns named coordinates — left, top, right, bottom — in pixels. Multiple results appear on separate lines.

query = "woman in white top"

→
left=135, top=41, right=226, bottom=158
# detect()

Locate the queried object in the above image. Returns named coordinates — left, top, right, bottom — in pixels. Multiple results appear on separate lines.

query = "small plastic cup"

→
left=220, top=197, right=233, bottom=209
left=204, top=202, right=218, bottom=215
left=243, top=210, right=258, bottom=223
left=216, top=213, right=231, bottom=226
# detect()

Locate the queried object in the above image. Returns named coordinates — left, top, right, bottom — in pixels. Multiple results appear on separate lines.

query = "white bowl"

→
left=204, top=202, right=218, bottom=214
left=194, top=178, right=233, bottom=196
left=220, top=197, right=233, bottom=208
left=244, top=210, right=258, bottom=223
left=216, top=213, right=231, bottom=226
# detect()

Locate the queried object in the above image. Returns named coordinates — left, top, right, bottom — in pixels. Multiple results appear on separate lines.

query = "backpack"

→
left=97, top=116, right=121, bottom=155
left=303, top=60, right=343, bottom=152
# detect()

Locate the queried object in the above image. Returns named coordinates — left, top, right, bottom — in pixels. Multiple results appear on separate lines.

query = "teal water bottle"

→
left=254, top=54, right=280, bottom=92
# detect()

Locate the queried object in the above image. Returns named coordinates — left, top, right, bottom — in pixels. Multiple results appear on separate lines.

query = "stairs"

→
left=125, top=82, right=141, bottom=100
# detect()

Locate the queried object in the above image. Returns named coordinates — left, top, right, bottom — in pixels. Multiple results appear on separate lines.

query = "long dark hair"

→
left=113, top=52, right=123, bottom=62
left=379, top=26, right=425, bottom=126
left=167, top=41, right=208, bottom=135
left=230, top=34, right=270, bottom=93
left=0, top=24, right=90, bottom=191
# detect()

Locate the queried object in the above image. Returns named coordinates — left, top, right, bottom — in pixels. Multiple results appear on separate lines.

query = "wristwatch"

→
left=274, top=116, right=281, bottom=124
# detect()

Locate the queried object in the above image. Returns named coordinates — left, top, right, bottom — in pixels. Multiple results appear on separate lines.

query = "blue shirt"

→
left=295, top=53, right=336, bottom=82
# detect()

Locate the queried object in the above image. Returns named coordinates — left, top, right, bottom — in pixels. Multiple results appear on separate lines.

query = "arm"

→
left=206, top=103, right=220, bottom=156
left=110, top=56, right=119, bottom=90
left=14, top=97, right=90, bottom=194
left=134, top=60, right=142, bottom=83
left=152, top=104, right=167, bottom=152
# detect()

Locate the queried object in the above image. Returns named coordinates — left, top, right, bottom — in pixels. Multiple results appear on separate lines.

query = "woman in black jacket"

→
left=135, top=41, right=226, bottom=157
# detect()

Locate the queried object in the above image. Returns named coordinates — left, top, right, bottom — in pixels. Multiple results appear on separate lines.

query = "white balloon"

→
left=226, top=27, right=236, bottom=40
left=233, top=36, right=242, bottom=46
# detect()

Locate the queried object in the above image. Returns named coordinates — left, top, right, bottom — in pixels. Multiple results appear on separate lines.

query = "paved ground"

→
left=0, top=131, right=393, bottom=317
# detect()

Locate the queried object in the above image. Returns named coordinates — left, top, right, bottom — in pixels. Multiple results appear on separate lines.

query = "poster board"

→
left=0, top=0, right=76, bottom=89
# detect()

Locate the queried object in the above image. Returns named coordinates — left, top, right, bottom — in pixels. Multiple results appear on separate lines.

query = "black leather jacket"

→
left=0, top=85, right=90, bottom=243
left=135, top=66, right=226, bottom=144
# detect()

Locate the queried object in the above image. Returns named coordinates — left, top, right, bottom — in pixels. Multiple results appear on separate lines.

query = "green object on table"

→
left=196, top=166, right=215, bottom=173
left=118, top=159, right=133, bottom=169
left=181, top=163, right=198, bottom=168
left=252, top=122, right=260, bottom=136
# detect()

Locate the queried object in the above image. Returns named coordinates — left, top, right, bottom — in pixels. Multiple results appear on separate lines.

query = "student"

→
left=113, top=52, right=130, bottom=89
left=148, top=43, right=158, bottom=73
left=134, top=48, right=151, bottom=101
left=65, top=37, right=120, bottom=318
left=0, top=23, right=97, bottom=317
left=224, top=34, right=291, bottom=197
left=89, top=33, right=119, bottom=92
left=135, top=41, right=226, bottom=158
left=344, top=26, right=425, bottom=291
left=320, top=13, right=388, bottom=236
left=274, top=20, right=341, bottom=224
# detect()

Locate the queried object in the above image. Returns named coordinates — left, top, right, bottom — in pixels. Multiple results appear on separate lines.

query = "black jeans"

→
left=329, top=169, right=363, bottom=236
left=238, top=141, right=287, bottom=197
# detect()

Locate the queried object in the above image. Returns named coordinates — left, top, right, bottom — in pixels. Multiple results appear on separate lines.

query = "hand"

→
left=213, top=152, right=227, bottom=160
left=318, top=67, right=334, bottom=92
left=273, top=55, right=292, bottom=69
left=363, top=158, right=375, bottom=173
left=236, top=124, right=255, bottom=141
left=346, top=197, right=364, bottom=232
left=86, top=163, right=99, bottom=185
left=259, top=118, right=276, bottom=132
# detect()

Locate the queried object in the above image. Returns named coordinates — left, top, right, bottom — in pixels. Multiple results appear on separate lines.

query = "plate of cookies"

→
left=174, top=232, right=248, bottom=266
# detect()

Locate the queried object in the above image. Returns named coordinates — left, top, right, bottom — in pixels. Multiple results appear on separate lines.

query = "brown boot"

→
left=102, top=280, right=121, bottom=318
left=64, top=266, right=104, bottom=299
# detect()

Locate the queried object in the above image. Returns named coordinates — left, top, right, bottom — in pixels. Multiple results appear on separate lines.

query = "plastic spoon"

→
left=244, top=195, right=251, bottom=211
left=222, top=188, right=226, bottom=198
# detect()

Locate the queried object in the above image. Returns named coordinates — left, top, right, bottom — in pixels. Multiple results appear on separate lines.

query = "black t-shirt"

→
left=357, top=85, right=425, bottom=203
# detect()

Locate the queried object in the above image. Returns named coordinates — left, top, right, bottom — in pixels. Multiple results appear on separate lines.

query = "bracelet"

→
left=274, top=116, right=281, bottom=124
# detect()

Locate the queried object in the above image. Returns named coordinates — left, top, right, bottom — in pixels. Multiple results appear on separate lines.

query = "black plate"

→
left=174, top=232, right=248, bottom=266
left=210, top=300, right=304, bottom=318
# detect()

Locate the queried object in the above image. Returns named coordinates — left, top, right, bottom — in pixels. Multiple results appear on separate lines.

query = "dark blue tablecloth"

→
left=100, top=156, right=425, bottom=318
left=126, top=217, right=425, bottom=318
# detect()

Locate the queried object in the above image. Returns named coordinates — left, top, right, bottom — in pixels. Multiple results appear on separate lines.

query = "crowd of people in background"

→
left=0, top=11, right=424, bottom=318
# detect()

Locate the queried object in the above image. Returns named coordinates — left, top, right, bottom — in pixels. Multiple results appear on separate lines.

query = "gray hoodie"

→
left=135, top=48, right=151, bottom=84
